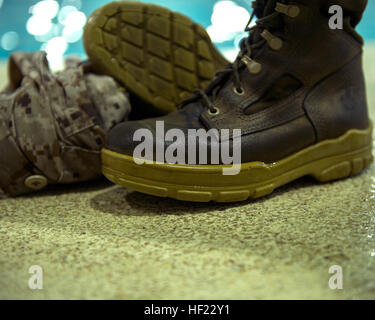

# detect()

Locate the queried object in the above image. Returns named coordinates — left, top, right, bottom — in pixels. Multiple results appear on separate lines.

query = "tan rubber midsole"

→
left=102, top=126, right=373, bottom=191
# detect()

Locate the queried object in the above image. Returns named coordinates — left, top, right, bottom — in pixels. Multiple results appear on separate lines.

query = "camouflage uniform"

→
left=0, top=51, right=131, bottom=196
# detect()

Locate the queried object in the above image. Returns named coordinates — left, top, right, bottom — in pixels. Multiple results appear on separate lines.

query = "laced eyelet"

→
left=233, top=86, right=245, bottom=96
left=261, top=30, right=283, bottom=51
left=275, top=3, right=300, bottom=18
left=208, top=107, right=220, bottom=116
left=241, top=55, right=262, bottom=75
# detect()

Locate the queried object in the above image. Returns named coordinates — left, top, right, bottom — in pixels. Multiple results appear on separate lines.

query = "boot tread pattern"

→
left=84, top=2, right=228, bottom=113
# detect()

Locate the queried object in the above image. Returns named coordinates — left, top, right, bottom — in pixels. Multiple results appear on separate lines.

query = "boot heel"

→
left=312, top=149, right=373, bottom=182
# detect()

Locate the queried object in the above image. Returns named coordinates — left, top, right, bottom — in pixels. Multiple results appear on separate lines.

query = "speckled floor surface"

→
left=1, top=45, right=375, bottom=300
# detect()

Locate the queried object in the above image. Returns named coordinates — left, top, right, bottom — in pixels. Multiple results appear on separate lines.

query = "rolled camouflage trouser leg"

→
left=0, top=51, right=131, bottom=196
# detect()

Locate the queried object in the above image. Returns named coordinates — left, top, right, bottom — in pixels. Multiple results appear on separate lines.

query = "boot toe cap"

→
left=105, top=121, right=145, bottom=156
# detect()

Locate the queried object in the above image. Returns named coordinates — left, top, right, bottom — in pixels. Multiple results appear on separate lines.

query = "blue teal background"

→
left=0, top=0, right=374, bottom=60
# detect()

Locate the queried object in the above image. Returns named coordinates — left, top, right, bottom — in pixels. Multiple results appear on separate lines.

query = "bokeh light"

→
left=45, top=36, right=68, bottom=70
left=206, top=1, right=253, bottom=60
left=0, top=0, right=374, bottom=69
left=34, top=23, right=62, bottom=43
left=58, top=5, right=78, bottom=24
left=62, top=10, right=86, bottom=29
left=31, top=0, right=59, bottom=19
left=1, top=32, right=20, bottom=51
left=63, top=28, right=83, bottom=43
left=206, top=1, right=251, bottom=43
left=26, top=16, right=53, bottom=36
left=24, top=0, right=87, bottom=70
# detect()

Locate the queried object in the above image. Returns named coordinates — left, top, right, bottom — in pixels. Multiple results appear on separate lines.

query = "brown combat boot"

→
left=102, top=0, right=373, bottom=202
left=83, top=1, right=228, bottom=116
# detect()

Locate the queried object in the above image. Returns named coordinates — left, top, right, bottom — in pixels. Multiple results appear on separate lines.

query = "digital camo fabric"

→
left=0, top=51, right=131, bottom=196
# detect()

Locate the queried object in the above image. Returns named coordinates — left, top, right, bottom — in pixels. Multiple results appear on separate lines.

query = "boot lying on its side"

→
left=84, top=1, right=229, bottom=116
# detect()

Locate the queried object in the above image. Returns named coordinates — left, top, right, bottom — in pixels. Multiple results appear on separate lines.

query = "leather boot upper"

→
left=106, top=0, right=370, bottom=164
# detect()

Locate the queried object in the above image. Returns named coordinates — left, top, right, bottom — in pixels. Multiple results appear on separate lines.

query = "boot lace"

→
left=182, top=0, right=300, bottom=115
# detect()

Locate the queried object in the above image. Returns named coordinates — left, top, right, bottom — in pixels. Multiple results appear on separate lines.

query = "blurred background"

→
left=0, top=0, right=374, bottom=70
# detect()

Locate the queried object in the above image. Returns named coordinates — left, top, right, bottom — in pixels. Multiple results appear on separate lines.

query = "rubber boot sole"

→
left=102, top=126, right=373, bottom=202
left=83, top=1, right=228, bottom=114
